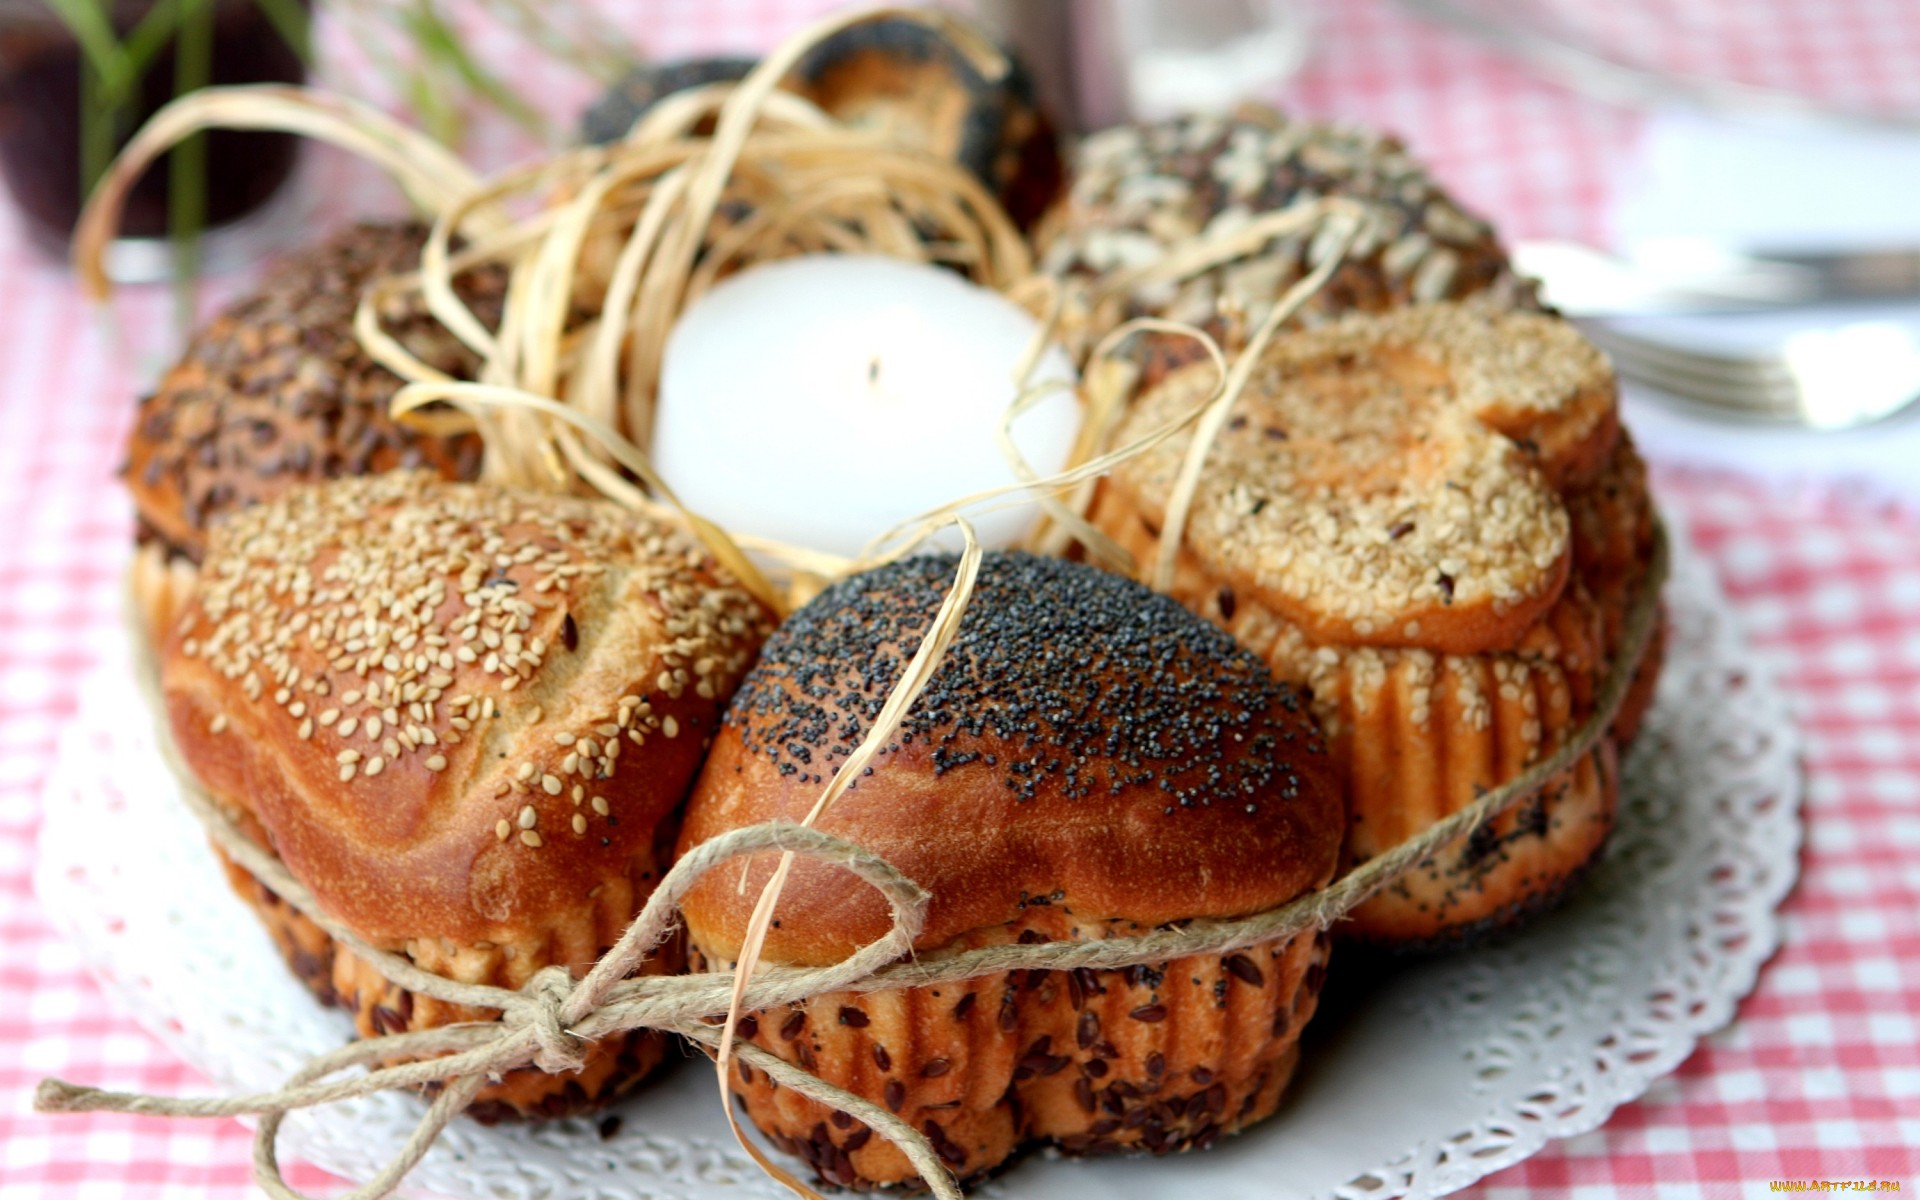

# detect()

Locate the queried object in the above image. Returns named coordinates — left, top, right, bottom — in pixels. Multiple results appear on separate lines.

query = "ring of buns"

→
left=111, top=50, right=1670, bottom=1188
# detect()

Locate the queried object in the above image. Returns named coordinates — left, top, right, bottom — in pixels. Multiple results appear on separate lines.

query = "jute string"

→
left=46, top=7, right=1669, bottom=1197
left=38, top=521, right=1666, bottom=1199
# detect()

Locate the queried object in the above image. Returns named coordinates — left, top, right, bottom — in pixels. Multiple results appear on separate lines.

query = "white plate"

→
left=35, top=526, right=1801, bottom=1200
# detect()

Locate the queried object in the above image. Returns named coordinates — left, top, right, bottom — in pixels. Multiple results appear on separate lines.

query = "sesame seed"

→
left=591, top=796, right=610, bottom=816
left=520, top=830, right=543, bottom=848
left=518, top=805, right=537, bottom=829
left=169, top=474, right=772, bottom=847
left=662, top=716, right=679, bottom=738
left=209, top=714, right=229, bottom=734
left=495, top=819, right=511, bottom=840
left=555, top=732, right=576, bottom=746
left=572, top=814, right=587, bottom=834
left=336, top=749, right=360, bottom=764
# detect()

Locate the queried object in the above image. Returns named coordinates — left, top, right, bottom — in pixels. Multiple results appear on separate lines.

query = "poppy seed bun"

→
left=678, top=552, right=1342, bottom=1186
left=161, top=472, right=772, bottom=1116
left=124, top=221, right=504, bottom=564
left=681, top=552, right=1342, bottom=965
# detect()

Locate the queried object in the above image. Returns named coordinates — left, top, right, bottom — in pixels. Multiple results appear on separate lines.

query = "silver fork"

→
left=1511, top=241, right=1920, bottom=429
left=1575, top=317, right=1920, bottom=429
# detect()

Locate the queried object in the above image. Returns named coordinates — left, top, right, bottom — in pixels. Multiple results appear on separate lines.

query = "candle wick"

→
left=868, top=357, right=880, bottom=385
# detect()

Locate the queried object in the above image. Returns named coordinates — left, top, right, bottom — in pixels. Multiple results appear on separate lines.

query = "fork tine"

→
left=1578, top=325, right=1805, bottom=416
left=1579, top=323, right=1796, bottom=384
left=1589, top=342, right=1803, bottom=416
left=1595, top=340, right=1801, bottom=402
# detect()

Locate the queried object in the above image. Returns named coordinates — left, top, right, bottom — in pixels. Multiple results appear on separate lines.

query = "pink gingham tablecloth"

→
left=2, top=1, right=1917, bottom=1195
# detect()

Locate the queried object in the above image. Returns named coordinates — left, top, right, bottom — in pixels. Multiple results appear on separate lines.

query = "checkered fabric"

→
left=3, top=1, right=1917, bottom=1196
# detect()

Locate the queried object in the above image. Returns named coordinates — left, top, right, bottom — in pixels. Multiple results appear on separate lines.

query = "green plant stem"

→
left=169, top=0, right=213, bottom=331
left=250, top=0, right=312, bottom=61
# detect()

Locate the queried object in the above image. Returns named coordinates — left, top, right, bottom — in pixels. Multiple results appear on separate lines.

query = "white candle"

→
left=654, top=254, right=1081, bottom=559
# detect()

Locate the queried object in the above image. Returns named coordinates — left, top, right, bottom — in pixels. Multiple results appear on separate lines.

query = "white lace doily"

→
left=35, top=529, right=1801, bottom=1200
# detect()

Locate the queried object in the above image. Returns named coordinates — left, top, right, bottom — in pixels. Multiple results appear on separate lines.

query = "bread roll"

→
left=1092, top=302, right=1662, bottom=948
left=124, top=221, right=503, bottom=565
left=1035, top=106, right=1538, bottom=363
left=679, top=551, right=1343, bottom=1185
left=161, top=472, right=772, bottom=1117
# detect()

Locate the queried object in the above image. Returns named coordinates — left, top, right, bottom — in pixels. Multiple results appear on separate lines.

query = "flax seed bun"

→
left=1090, top=302, right=1660, bottom=948
left=123, top=221, right=503, bottom=566
left=678, top=552, right=1343, bottom=1186
left=160, top=472, right=772, bottom=1117
left=1035, top=106, right=1539, bottom=364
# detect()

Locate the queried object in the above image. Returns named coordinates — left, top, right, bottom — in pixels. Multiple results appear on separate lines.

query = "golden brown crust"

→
left=123, top=222, right=503, bottom=563
left=1344, top=744, right=1617, bottom=948
left=1106, top=303, right=1618, bottom=658
left=161, top=473, right=772, bottom=951
left=1090, top=311, right=1658, bottom=944
left=716, top=910, right=1331, bottom=1187
left=1092, top=470, right=1635, bottom=947
left=217, top=848, right=674, bottom=1119
left=678, top=553, right=1344, bottom=967
left=1564, top=432, right=1663, bottom=745
left=679, top=553, right=1341, bottom=1185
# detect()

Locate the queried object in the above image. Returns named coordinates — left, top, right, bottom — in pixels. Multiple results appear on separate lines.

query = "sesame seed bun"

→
left=677, top=552, right=1343, bottom=1186
left=1101, top=301, right=1618, bottom=658
left=123, top=221, right=503, bottom=564
left=160, top=472, right=772, bottom=1116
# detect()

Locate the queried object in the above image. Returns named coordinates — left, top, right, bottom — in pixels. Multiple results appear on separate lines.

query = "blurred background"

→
left=5, top=0, right=1920, bottom=505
